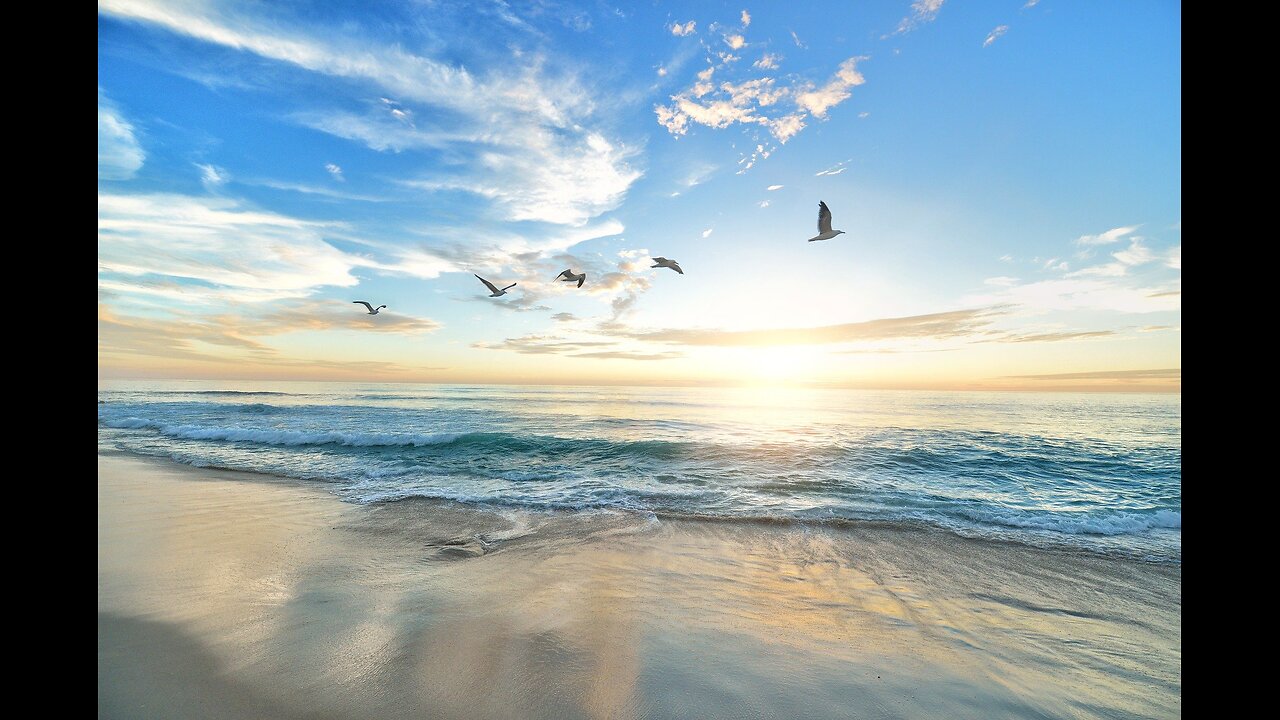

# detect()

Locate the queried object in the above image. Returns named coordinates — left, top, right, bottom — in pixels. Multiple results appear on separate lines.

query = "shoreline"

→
left=99, top=452, right=1181, bottom=719
left=97, top=447, right=1180, bottom=566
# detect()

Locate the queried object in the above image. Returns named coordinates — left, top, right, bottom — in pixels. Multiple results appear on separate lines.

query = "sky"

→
left=98, top=0, right=1181, bottom=391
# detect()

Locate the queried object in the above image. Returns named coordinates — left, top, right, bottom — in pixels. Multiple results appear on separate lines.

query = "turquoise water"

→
left=97, top=382, right=1181, bottom=562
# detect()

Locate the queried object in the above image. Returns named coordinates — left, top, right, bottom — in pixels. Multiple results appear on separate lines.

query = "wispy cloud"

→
left=98, top=192, right=362, bottom=303
left=100, top=0, right=641, bottom=228
left=994, top=330, right=1114, bottom=343
left=983, top=25, right=1009, bottom=47
left=795, top=58, right=867, bottom=118
left=702, top=228, right=713, bottom=238
left=893, top=0, right=946, bottom=36
left=656, top=53, right=867, bottom=147
left=815, top=160, right=850, bottom=176
left=741, top=10, right=751, bottom=27
left=196, top=163, right=229, bottom=189
left=1067, top=238, right=1155, bottom=278
left=1023, top=0, right=1040, bottom=8
left=473, top=334, right=680, bottom=360
left=725, top=34, right=746, bottom=49
left=99, top=303, right=442, bottom=376
left=671, top=20, right=696, bottom=36
left=753, top=53, right=781, bottom=70
left=766, top=184, right=784, bottom=191
left=619, top=307, right=1007, bottom=347
left=401, top=133, right=640, bottom=225
left=98, top=89, right=144, bottom=180
left=1076, top=225, right=1140, bottom=246
left=325, top=163, right=344, bottom=181
left=790, top=30, right=806, bottom=48
left=1007, top=368, right=1180, bottom=381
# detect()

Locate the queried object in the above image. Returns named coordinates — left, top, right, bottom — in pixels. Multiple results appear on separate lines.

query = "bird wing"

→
left=672, top=263, right=684, bottom=274
left=502, top=282, right=518, bottom=291
left=653, top=257, right=668, bottom=263
left=353, top=301, right=374, bottom=312
left=555, top=269, right=571, bottom=280
left=818, top=201, right=833, bottom=234
left=475, top=275, right=500, bottom=294
left=576, top=275, right=585, bottom=288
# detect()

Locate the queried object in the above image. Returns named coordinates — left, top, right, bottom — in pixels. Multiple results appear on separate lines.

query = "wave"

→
left=957, top=507, right=1181, bottom=536
left=104, top=390, right=301, bottom=397
left=100, top=417, right=465, bottom=448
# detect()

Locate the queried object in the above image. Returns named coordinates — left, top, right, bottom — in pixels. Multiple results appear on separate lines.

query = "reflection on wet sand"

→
left=99, top=454, right=1180, bottom=719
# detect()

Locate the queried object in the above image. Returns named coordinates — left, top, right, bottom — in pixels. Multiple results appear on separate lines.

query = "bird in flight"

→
left=650, top=257, right=684, bottom=274
left=352, top=301, right=387, bottom=315
left=555, top=269, right=587, bottom=288
left=807, top=201, right=846, bottom=242
left=475, top=274, right=517, bottom=297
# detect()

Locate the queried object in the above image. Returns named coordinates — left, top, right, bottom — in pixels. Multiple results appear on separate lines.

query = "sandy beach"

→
left=98, top=452, right=1180, bottom=719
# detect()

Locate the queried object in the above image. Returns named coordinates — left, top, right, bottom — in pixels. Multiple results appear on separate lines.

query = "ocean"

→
left=97, top=381, right=1181, bottom=563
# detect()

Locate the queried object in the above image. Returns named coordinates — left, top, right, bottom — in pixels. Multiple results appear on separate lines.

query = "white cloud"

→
left=753, top=53, right=780, bottom=70
left=1024, top=0, right=1040, bottom=7
left=790, top=30, right=806, bottom=48
left=983, top=25, right=1009, bottom=47
left=98, top=89, right=144, bottom=180
left=325, top=163, right=344, bottom=181
left=858, top=111, right=870, bottom=119
left=767, top=184, right=783, bottom=191
left=656, top=56, right=866, bottom=147
left=657, top=66, right=668, bottom=76
left=702, top=228, right=713, bottom=238
left=794, top=57, right=866, bottom=118
left=1076, top=225, right=1139, bottom=245
left=671, top=20, right=696, bottom=36
left=99, top=0, right=641, bottom=228
left=894, top=0, right=946, bottom=35
left=196, top=163, right=228, bottom=188
left=741, top=10, right=751, bottom=27
left=402, top=132, right=639, bottom=226
left=815, top=161, right=848, bottom=176
left=984, top=276, right=1020, bottom=287
left=971, top=277, right=1179, bottom=314
left=1113, top=238, right=1155, bottom=267
left=725, top=34, right=746, bottom=50
left=758, top=200, right=770, bottom=208
left=1167, top=245, right=1181, bottom=270
left=999, top=254, right=1014, bottom=262
left=98, top=192, right=362, bottom=302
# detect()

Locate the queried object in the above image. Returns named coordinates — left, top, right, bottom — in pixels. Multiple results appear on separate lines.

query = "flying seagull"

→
left=353, top=301, right=386, bottom=315
left=555, top=269, right=586, bottom=288
left=651, top=257, right=684, bottom=274
left=807, top=201, right=846, bottom=242
left=475, top=274, right=517, bottom=297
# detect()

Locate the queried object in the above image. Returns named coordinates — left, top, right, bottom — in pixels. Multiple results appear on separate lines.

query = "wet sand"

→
left=98, top=453, right=1180, bottom=719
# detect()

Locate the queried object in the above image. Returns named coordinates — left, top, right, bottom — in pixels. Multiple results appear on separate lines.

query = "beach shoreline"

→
left=99, top=452, right=1181, bottom=719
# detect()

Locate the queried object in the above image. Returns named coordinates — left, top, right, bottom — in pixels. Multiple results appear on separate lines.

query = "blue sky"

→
left=98, top=0, right=1181, bottom=390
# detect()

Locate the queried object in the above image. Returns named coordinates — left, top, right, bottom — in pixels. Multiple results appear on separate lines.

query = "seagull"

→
left=475, top=274, right=517, bottom=297
left=353, top=301, right=386, bottom=315
left=555, top=269, right=586, bottom=288
left=807, top=201, right=846, bottom=242
left=650, top=257, right=684, bottom=274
